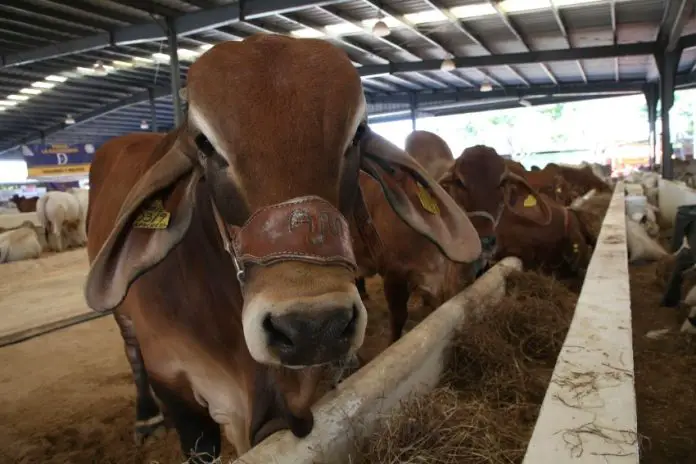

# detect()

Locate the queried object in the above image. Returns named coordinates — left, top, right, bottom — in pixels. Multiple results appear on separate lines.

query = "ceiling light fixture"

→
left=65, top=114, right=75, bottom=125
left=152, top=53, right=170, bottom=63
left=32, top=81, right=56, bottom=89
left=480, top=81, right=493, bottom=92
left=93, top=61, right=108, bottom=76
left=440, top=57, right=456, bottom=71
left=140, top=120, right=150, bottom=130
left=177, top=48, right=200, bottom=59
left=20, top=88, right=43, bottom=95
left=7, top=94, right=29, bottom=101
left=0, top=100, right=19, bottom=107
left=372, top=19, right=390, bottom=37
left=112, top=60, right=134, bottom=68
left=45, top=75, right=68, bottom=82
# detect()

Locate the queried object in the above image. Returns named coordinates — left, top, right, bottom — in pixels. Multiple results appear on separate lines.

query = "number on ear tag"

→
left=133, top=199, right=171, bottom=229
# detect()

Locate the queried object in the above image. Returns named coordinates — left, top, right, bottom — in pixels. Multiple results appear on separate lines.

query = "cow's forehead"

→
left=185, top=37, right=365, bottom=142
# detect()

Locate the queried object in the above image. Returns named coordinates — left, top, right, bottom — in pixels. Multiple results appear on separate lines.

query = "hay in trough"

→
left=630, top=257, right=696, bottom=464
left=356, top=270, right=579, bottom=464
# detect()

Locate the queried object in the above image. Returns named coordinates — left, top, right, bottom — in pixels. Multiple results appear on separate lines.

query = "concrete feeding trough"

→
left=523, top=182, right=638, bottom=463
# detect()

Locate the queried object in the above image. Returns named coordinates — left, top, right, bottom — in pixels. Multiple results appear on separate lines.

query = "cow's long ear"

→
left=84, top=139, right=201, bottom=313
left=359, top=128, right=481, bottom=263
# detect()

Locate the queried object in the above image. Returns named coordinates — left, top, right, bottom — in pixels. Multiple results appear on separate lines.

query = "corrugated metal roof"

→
left=0, top=0, right=694, bottom=155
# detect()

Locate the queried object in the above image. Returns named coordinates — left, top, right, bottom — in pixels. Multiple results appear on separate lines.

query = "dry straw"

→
left=355, top=270, right=580, bottom=464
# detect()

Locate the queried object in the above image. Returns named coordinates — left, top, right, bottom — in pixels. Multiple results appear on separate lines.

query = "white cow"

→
left=627, top=203, right=661, bottom=238
left=67, top=187, right=89, bottom=244
left=625, top=218, right=668, bottom=262
left=36, top=191, right=84, bottom=252
left=0, top=223, right=42, bottom=263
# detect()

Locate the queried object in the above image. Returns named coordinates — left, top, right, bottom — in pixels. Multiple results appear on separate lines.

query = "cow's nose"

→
left=263, top=306, right=358, bottom=366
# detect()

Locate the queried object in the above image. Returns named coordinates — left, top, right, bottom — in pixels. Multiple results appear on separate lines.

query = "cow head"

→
left=546, top=174, right=574, bottom=206
left=439, top=145, right=509, bottom=267
left=85, top=34, right=481, bottom=443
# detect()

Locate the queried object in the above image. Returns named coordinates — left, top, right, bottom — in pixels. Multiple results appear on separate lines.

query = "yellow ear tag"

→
left=523, top=195, right=537, bottom=208
left=133, top=199, right=171, bottom=229
left=416, top=183, right=440, bottom=215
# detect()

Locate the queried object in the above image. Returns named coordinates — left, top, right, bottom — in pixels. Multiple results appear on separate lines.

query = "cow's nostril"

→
left=263, top=314, right=294, bottom=349
left=341, top=305, right=358, bottom=340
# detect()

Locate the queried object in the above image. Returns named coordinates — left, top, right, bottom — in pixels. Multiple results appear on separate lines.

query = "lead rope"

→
left=209, top=198, right=246, bottom=286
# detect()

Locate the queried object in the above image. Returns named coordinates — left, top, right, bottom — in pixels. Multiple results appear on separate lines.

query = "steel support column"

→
left=644, top=83, right=659, bottom=167
left=656, top=50, right=681, bottom=179
left=167, top=19, right=184, bottom=127
left=409, top=93, right=418, bottom=132
left=148, top=88, right=159, bottom=133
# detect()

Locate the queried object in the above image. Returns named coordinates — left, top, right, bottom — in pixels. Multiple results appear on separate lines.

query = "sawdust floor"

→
left=0, top=276, right=420, bottom=463
left=630, top=257, right=696, bottom=463
left=0, top=249, right=96, bottom=346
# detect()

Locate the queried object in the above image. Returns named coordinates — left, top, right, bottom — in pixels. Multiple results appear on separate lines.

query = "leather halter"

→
left=209, top=195, right=358, bottom=287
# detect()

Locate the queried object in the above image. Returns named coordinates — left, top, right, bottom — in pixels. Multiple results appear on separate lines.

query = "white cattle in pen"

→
left=570, top=188, right=597, bottom=209
left=67, top=187, right=89, bottom=244
left=625, top=218, right=668, bottom=262
left=0, top=222, right=42, bottom=264
left=627, top=203, right=660, bottom=238
left=36, top=191, right=84, bottom=252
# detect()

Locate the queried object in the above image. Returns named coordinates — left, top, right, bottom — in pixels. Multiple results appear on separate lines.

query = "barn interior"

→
left=1, top=1, right=696, bottom=464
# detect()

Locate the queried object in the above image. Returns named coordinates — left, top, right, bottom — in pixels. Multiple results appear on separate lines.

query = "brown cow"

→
left=495, top=186, right=593, bottom=276
left=504, top=158, right=526, bottom=176
left=504, top=160, right=574, bottom=205
left=405, top=130, right=455, bottom=181
left=354, top=129, right=454, bottom=302
left=10, top=194, right=39, bottom=212
left=83, top=35, right=480, bottom=461
left=354, top=145, right=524, bottom=342
left=544, top=163, right=612, bottom=198
left=520, top=170, right=574, bottom=206
left=447, top=151, right=593, bottom=277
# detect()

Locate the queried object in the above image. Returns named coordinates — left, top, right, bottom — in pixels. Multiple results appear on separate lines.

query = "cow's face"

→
left=551, top=176, right=574, bottom=206
left=186, top=36, right=369, bottom=371
left=440, top=145, right=507, bottom=243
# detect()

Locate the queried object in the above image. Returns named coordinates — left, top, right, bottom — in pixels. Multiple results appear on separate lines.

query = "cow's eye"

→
left=352, top=123, right=367, bottom=147
left=195, top=133, right=215, bottom=157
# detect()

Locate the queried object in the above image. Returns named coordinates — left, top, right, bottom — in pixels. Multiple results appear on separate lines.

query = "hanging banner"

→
left=21, top=143, right=96, bottom=178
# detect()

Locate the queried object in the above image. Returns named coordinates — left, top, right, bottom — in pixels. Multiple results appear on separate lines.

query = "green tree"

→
left=539, top=103, right=564, bottom=121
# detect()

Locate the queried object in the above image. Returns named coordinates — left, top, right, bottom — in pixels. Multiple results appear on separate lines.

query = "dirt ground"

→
left=630, top=253, right=696, bottom=462
left=0, top=274, right=400, bottom=464
left=0, top=249, right=95, bottom=346
left=9, top=236, right=693, bottom=463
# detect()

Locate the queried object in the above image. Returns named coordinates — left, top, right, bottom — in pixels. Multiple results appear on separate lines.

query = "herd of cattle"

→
left=83, top=124, right=617, bottom=461
left=1, top=36, right=689, bottom=462
left=0, top=188, right=89, bottom=263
